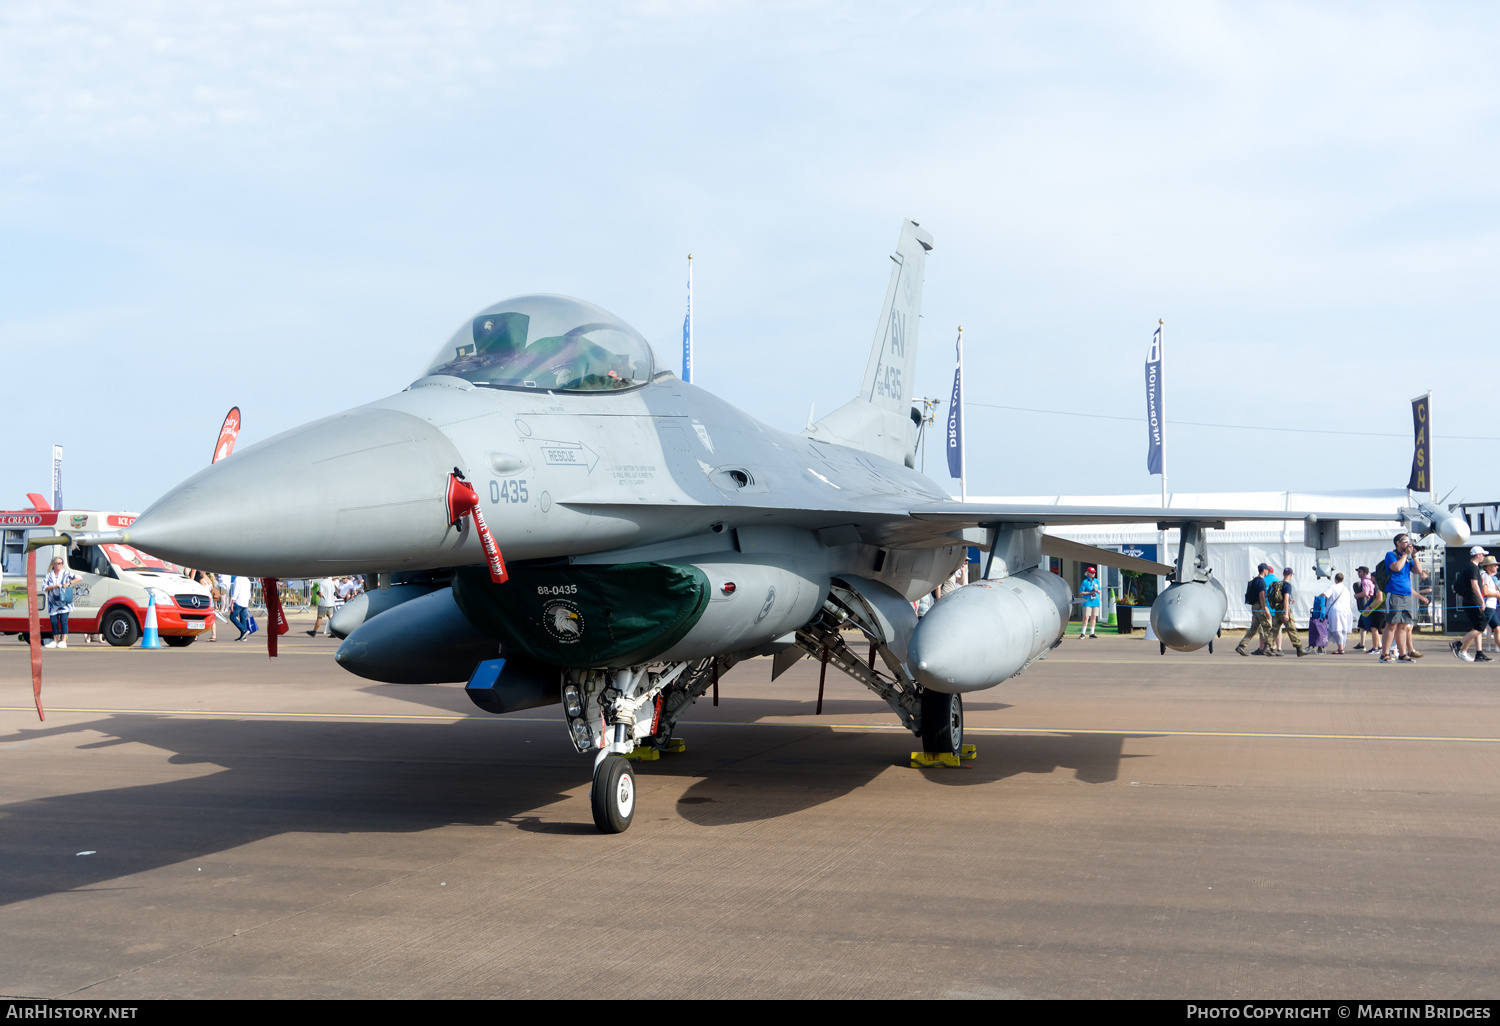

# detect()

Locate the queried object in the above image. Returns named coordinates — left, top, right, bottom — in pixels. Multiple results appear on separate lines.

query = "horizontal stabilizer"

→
left=1041, top=534, right=1173, bottom=576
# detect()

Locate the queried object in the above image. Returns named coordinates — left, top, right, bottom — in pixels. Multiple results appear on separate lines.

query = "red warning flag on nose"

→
left=26, top=549, right=44, bottom=721
left=447, top=469, right=508, bottom=584
left=260, top=577, right=290, bottom=658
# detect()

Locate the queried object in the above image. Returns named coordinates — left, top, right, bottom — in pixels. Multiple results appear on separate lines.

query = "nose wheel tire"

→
left=920, top=689, right=963, bottom=757
left=591, top=754, right=636, bottom=834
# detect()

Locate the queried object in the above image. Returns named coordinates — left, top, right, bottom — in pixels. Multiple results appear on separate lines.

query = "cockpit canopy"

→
left=421, top=294, right=655, bottom=393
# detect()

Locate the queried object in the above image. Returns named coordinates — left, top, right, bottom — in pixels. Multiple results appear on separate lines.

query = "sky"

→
left=3, top=1, right=1498, bottom=514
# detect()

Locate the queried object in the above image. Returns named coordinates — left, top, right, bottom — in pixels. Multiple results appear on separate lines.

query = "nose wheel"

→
left=919, top=689, right=963, bottom=756
left=591, top=754, right=637, bottom=833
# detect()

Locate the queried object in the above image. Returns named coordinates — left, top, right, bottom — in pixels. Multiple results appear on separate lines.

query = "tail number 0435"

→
left=490, top=479, right=530, bottom=504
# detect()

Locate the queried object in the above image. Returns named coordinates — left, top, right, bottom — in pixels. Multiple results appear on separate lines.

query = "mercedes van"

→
left=1, top=506, right=215, bottom=646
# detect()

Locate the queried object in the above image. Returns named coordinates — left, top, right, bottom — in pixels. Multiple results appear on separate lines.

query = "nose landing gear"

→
left=567, top=657, right=730, bottom=834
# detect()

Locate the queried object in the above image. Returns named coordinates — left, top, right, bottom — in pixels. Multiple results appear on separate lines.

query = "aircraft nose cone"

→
left=128, top=406, right=469, bottom=578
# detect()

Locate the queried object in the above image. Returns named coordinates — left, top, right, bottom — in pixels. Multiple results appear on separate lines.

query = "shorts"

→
left=1487, top=608, right=1500, bottom=629
left=1464, top=606, right=1489, bottom=632
left=318, top=605, right=334, bottom=616
left=1360, top=610, right=1386, bottom=630
left=1385, top=592, right=1416, bottom=625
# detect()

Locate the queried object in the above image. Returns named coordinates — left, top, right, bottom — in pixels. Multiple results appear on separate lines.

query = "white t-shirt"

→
left=315, top=578, right=336, bottom=607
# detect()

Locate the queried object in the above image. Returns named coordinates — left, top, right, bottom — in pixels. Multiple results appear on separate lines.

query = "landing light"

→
left=563, top=684, right=584, bottom=719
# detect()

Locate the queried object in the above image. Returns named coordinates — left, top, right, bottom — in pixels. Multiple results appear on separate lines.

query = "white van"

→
left=0, top=507, right=215, bottom=646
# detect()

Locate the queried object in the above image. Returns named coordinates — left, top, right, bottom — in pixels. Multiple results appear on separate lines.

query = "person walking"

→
left=1272, top=566, right=1309, bottom=657
left=229, top=574, right=252, bottom=640
left=1379, top=533, right=1427, bottom=664
left=215, top=573, right=233, bottom=639
left=1327, top=572, right=1354, bottom=654
left=1078, top=566, right=1102, bottom=638
left=1354, top=566, right=1384, bottom=653
left=1308, top=575, right=1333, bottom=653
left=1260, top=566, right=1282, bottom=654
left=308, top=576, right=336, bottom=637
left=195, top=569, right=219, bottom=641
left=42, top=555, right=83, bottom=648
left=1482, top=554, right=1500, bottom=656
left=1450, top=545, right=1490, bottom=662
left=1237, top=564, right=1275, bottom=657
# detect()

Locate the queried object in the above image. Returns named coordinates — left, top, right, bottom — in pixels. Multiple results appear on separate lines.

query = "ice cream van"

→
left=0, top=505, right=215, bottom=646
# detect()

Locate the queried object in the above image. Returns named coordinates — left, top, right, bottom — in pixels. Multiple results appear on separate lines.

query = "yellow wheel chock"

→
left=625, top=738, right=687, bottom=762
left=909, top=744, right=977, bottom=768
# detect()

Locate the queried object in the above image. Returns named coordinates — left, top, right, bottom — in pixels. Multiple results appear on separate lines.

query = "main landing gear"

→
left=919, top=689, right=963, bottom=757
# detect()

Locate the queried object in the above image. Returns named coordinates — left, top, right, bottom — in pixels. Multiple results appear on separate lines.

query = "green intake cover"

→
left=451, top=562, right=710, bottom=668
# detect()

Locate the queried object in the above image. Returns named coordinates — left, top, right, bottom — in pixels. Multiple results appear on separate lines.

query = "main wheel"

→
left=100, top=608, right=140, bottom=647
left=591, top=755, right=636, bottom=834
left=163, top=635, right=196, bottom=648
left=920, top=689, right=963, bottom=756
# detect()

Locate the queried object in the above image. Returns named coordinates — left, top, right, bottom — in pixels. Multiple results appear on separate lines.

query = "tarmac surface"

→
left=3, top=618, right=1499, bottom=1000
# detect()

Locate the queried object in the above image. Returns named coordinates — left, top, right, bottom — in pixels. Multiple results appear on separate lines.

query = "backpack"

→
left=1310, top=594, right=1327, bottom=620
left=1245, top=578, right=1259, bottom=605
left=1266, top=580, right=1286, bottom=609
left=1373, top=557, right=1391, bottom=590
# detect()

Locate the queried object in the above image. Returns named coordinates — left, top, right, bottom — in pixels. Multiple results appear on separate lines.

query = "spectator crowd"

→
left=1235, top=533, right=1499, bottom=663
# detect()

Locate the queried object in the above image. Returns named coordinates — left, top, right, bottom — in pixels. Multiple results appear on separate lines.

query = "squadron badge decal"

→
left=542, top=599, right=585, bottom=643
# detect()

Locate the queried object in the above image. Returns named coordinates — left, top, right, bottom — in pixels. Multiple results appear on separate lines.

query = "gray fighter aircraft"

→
left=70, top=220, right=1468, bottom=833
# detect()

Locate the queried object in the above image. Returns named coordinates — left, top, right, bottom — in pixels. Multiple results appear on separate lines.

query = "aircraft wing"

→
left=906, top=502, right=1401, bottom=527
left=885, top=501, right=1404, bottom=574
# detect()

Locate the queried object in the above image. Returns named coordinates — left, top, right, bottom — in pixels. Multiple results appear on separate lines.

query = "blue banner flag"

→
left=946, top=330, right=964, bottom=481
left=1144, top=325, right=1164, bottom=477
left=682, top=255, right=693, bottom=383
left=1406, top=393, right=1430, bottom=492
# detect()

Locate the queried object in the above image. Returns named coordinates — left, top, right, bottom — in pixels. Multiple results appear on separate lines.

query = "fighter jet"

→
left=74, top=220, right=1467, bottom=833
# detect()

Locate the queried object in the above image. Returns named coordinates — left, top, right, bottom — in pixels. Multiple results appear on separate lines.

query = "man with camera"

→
left=1379, top=533, right=1428, bottom=663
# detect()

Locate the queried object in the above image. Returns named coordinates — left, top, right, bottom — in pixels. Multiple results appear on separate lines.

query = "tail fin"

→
left=859, top=220, right=933, bottom=414
left=803, top=220, right=934, bottom=466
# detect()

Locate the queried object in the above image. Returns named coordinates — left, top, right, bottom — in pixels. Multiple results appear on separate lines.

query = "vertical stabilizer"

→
left=859, top=220, right=933, bottom=414
left=803, top=220, right=934, bottom=466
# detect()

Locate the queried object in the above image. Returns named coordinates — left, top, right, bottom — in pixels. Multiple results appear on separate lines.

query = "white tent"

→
left=964, top=489, right=1413, bottom=628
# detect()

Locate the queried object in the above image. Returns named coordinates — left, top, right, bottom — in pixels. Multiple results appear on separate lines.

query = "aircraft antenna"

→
left=915, top=395, right=941, bottom=472
left=682, top=254, right=694, bottom=384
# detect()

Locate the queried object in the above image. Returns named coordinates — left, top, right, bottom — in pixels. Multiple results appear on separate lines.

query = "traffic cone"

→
left=140, top=593, right=162, bottom=649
